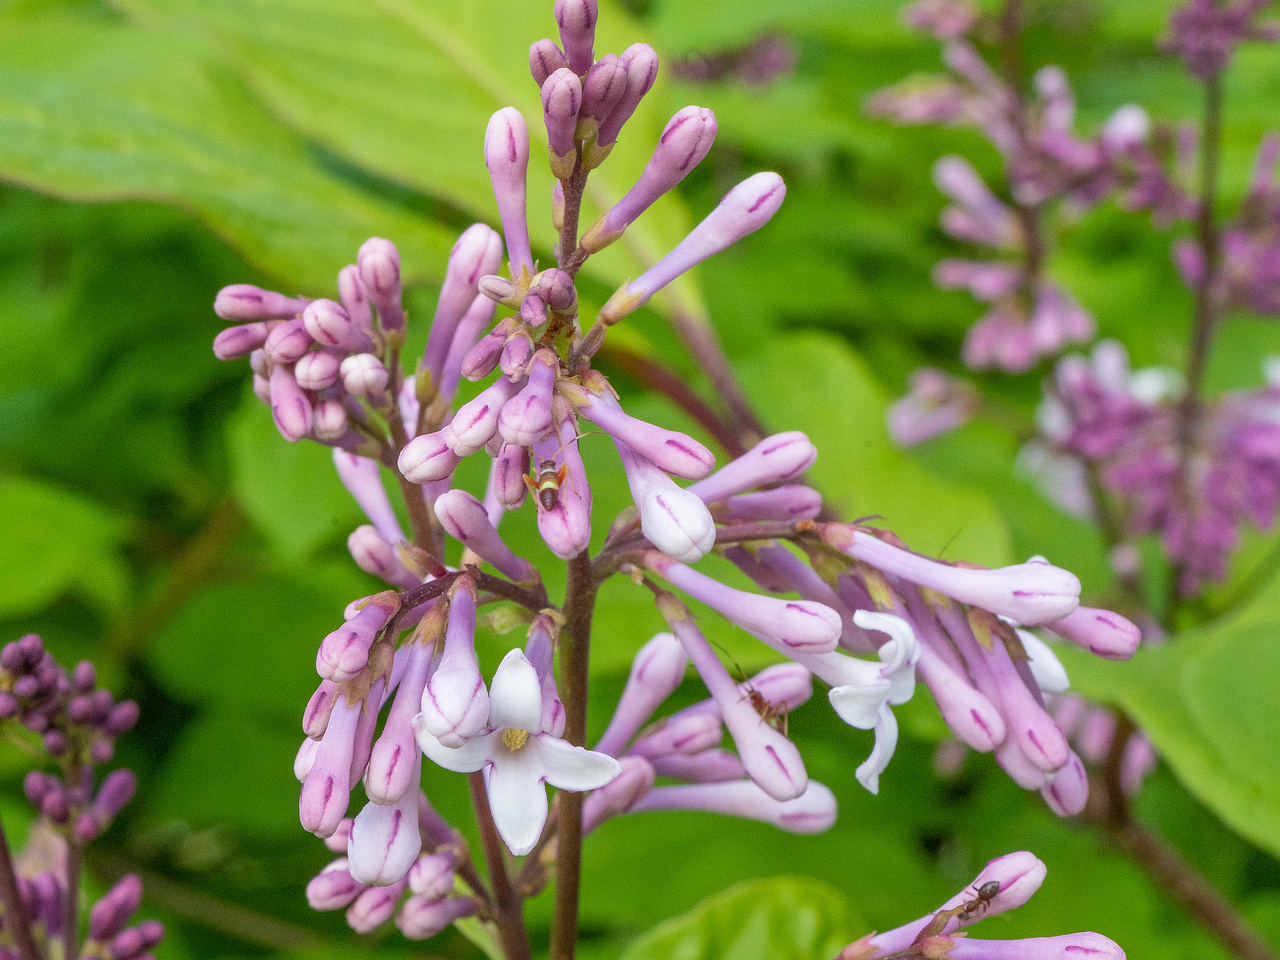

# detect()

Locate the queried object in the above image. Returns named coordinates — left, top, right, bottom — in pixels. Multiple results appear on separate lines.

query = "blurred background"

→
left=1, top=0, right=1278, bottom=957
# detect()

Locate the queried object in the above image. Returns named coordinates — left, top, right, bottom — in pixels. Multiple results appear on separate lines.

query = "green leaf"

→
left=227, top=390, right=364, bottom=562
left=1063, top=616, right=1280, bottom=859
left=738, top=332, right=1013, bottom=567
left=618, top=876, right=855, bottom=960
left=0, top=474, right=128, bottom=617
left=0, top=12, right=453, bottom=291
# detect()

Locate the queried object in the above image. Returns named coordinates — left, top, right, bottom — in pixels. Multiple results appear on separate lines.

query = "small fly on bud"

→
left=524, top=456, right=570, bottom=511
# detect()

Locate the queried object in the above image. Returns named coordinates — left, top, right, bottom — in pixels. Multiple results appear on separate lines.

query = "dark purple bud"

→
left=68, top=695, right=94, bottom=724
left=88, top=688, right=115, bottom=721
left=19, top=634, right=44, bottom=666
left=531, top=268, right=577, bottom=312
left=263, top=318, right=313, bottom=365
left=94, top=769, right=138, bottom=822
left=554, top=0, right=597, bottom=74
left=90, top=875, right=143, bottom=942
left=42, top=731, right=67, bottom=756
left=73, top=661, right=96, bottom=692
left=531, top=39, right=568, bottom=87
left=214, top=284, right=304, bottom=321
left=22, top=710, right=48, bottom=733
left=542, top=69, right=583, bottom=177
left=597, top=43, right=659, bottom=148
left=579, top=54, right=627, bottom=129
left=105, top=701, right=140, bottom=736
left=1, top=641, right=26, bottom=672
left=110, top=920, right=164, bottom=960
left=13, top=676, right=37, bottom=699
left=212, top=321, right=273, bottom=361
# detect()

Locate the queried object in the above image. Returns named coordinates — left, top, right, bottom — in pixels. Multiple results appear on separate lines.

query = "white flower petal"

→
left=1017, top=628, right=1070, bottom=694
left=487, top=743, right=548, bottom=855
left=412, top=715, right=493, bottom=773
left=854, top=610, right=921, bottom=705
left=855, top=705, right=899, bottom=795
left=489, top=649, right=544, bottom=732
left=536, top=735, right=622, bottom=792
left=827, top=679, right=892, bottom=730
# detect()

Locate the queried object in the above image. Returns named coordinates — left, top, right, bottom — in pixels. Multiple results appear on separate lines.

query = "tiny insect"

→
left=956, top=880, right=1000, bottom=923
left=713, top=641, right=789, bottom=736
left=524, top=454, right=570, bottom=511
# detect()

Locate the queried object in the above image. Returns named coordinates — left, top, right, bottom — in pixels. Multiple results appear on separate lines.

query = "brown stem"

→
left=0, top=818, right=42, bottom=960
left=63, top=836, right=80, bottom=960
left=468, top=568, right=550, bottom=613
left=557, top=160, right=589, bottom=272
left=468, top=773, right=531, bottom=960
left=386, top=421, right=439, bottom=555
left=551, top=551, right=596, bottom=960
left=597, top=343, right=746, bottom=457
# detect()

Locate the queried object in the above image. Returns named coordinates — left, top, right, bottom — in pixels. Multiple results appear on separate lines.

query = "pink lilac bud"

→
left=524, top=616, right=566, bottom=736
left=269, top=365, right=312, bottom=442
left=997, top=736, right=1054, bottom=790
left=333, top=451, right=404, bottom=544
left=420, top=579, right=488, bottom=748
left=317, top=592, right=398, bottom=683
left=554, top=0, right=597, bottom=74
left=530, top=268, right=577, bottom=312
left=89, top=875, right=143, bottom=942
left=689, top=432, right=816, bottom=502
left=583, top=106, right=718, bottom=253
left=366, top=642, right=434, bottom=804
left=916, top=646, right=1005, bottom=751
left=520, top=293, right=549, bottom=327
left=578, top=54, right=627, bottom=132
left=421, top=224, right=506, bottom=379
left=582, top=756, right=656, bottom=833
left=109, top=920, right=164, bottom=960
left=294, top=351, right=340, bottom=391
left=349, top=773, right=423, bottom=886
left=596, top=633, right=688, bottom=755
left=304, top=680, right=340, bottom=739
left=304, top=299, right=373, bottom=352
left=1121, top=733, right=1157, bottom=796
left=577, top=386, right=715, bottom=479
left=301, top=697, right=361, bottom=837
left=1041, top=749, right=1088, bottom=817
left=324, top=818, right=354, bottom=855
left=307, top=859, right=366, bottom=910
left=396, top=896, right=479, bottom=940
left=945, top=933, right=1125, bottom=959
left=647, top=555, right=841, bottom=654
left=649, top=749, right=745, bottom=783
left=597, top=43, right=659, bottom=147
left=213, top=321, right=272, bottom=361
left=660, top=594, right=807, bottom=800
left=533, top=411, right=593, bottom=559
left=338, top=265, right=372, bottom=329
left=346, top=877, right=409, bottom=933
left=492, top=443, right=530, bottom=509
left=499, top=349, right=557, bottom=446
left=500, top=326, right=535, bottom=380
left=829, top=529, right=1080, bottom=626
left=462, top=317, right=515, bottom=382
left=629, top=711, right=723, bottom=757
left=934, top=259, right=1021, bottom=300
left=531, top=39, right=568, bottom=86
left=93, top=769, right=137, bottom=823
left=348, top=526, right=418, bottom=590
left=313, top=400, right=349, bottom=442
left=446, top=376, right=522, bottom=456
left=600, top=173, right=786, bottom=324
left=408, top=851, right=458, bottom=900
left=615, top=440, right=716, bottom=563
left=724, top=486, right=822, bottom=522
left=357, top=238, right=404, bottom=330
left=214, top=284, right=305, bottom=320
left=632, top=780, right=837, bottom=834
left=264, top=319, right=312, bottom=364
left=400, top=432, right=460, bottom=484
left=340, top=354, right=390, bottom=399
left=933, top=156, right=1017, bottom=248
left=440, top=296, right=500, bottom=400
left=435, top=490, right=539, bottom=583
left=1044, top=606, right=1141, bottom=660
left=485, top=109, right=534, bottom=276
left=542, top=69, right=583, bottom=177
left=723, top=545, right=794, bottom=593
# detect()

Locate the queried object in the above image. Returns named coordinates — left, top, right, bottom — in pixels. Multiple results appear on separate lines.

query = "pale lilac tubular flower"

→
left=304, top=299, right=373, bottom=352
left=933, top=155, right=1018, bottom=248
left=440, top=296, right=500, bottom=401
left=628, top=710, right=723, bottom=757
left=349, top=757, right=423, bottom=885
left=723, top=486, right=823, bottom=522
left=316, top=591, right=400, bottom=684
left=333, top=451, right=404, bottom=544
left=582, top=755, right=656, bottom=833
left=434, top=489, right=540, bottom=585
left=397, top=896, right=480, bottom=940
left=301, top=696, right=362, bottom=837
left=499, top=348, right=557, bottom=446
left=269, top=365, right=312, bottom=442
left=630, top=780, right=837, bottom=834
left=419, top=578, right=489, bottom=748
left=348, top=526, right=419, bottom=590
left=649, top=749, right=745, bottom=783
left=398, top=431, right=461, bottom=484
left=414, top=649, right=621, bottom=855
left=524, top=614, right=566, bottom=737
left=688, top=431, right=817, bottom=503
left=422, top=223, right=505, bottom=380
left=616, top=440, right=716, bottom=563
left=366, top=640, right=435, bottom=804
left=444, top=376, right=522, bottom=457
left=307, top=859, right=366, bottom=911
left=485, top=108, right=535, bottom=277
left=492, top=442, right=530, bottom=510
left=598, top=173, right=787, bottom=326
left=554, top=0, right=597, bottom=74
left=575, top=380, right=716, bottom=479
left=1041, top=749, right=1088, bottom=817
left=581, top=105, right=718, bottom=253
left=533, top=407, right=592, bottom=559
left=530, top=38, right=568, bottom=86
left=214, top=283, right=306, bottom=321
left=940, top=933, right=1125, bottom=959
left=647, top=553, right=842, bottom=654
left=657, top=592, right=808, bottom=801
left=542, top=68, right=583, bottom=177
left=595, top=632, right=688, bottom=756
left=357, top=238, right=405, bottom=331
left=888, top=367, right=978, bottom=446
left=594, top=43, right=659, bottom=149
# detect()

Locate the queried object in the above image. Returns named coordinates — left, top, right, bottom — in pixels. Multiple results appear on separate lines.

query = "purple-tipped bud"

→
left=1045, top=606, right=1141, bottom=660
left=632, top=780, right=837, bottom=834
left=689, top=431, right=816, bottom=502
left=649, top=748, right=745, bottom=783
left=294, top=351, right=341, bottom=391
left=338, top=265, right=372, bottom=328
left=500, top=326, right=535, bottom=380
left=317, top=592, right=399, bottom=684
left=579, top=387, right=715, bottom=479
left=498, top=349, right=557, bottom=447
left=399, top=432, right=461, bottom=484
left=485, top=109, right=534, bottom=276
left=307, top=859, right=366, bottom=911
left=89, top=875, right=143, bottom=943
left=461, top=317, right=514, bottom=382
left=327, top=818, right=355, bottom=854
left=435, top=490, right=539, bottom=584
left=340, top=354, right=390, bottom=400
left=303, top=299, right=372, bottom=352
left=554, top=0, right=597, bottom=74
left=629, top=710, right=723, bottom=757
left=109, top=920, right=164, bottom=960
left=648, top=555, right=841, bottom=653
left=423, top=224, right=506, bottom=379
left=214, top=284, right=305, bottom=321
left=542, top=69, right=583, bottom=177
left=301, top=698, right=361, bottom=837
left=263, top=318, right=313, bottom=364
left=1041, top=750, right=1088, bottom=817
left=419, top=579, right=489, bottom=748
left=583, top=106, right=718, bottom=253
left=357, top=238, right=404, bottom=330
left=601, top=173, right=786, bottom=324
left=269, top=365, right=312, bottom=442
left=615, top=440, right=715, bottom=562
left=596, top=632, right=688, bottom=756
left=408, top=851, right=459, bottom=901
left=583, top=756, right=655, bottom=833
left=947, top=933, right=1125, bottom=960
left=346, top=877, right=408, bottom=933
left=596, top=43, right=659, bottom=148
left=533, top=413, right=593, bottom=559
left=396, top=896, right=479, bottom=940
left=348, top=786, right=423, bottom=886
left=578, top=54, right=627, bottom=131
left=724, top=485, right=822, bottom=522
left=531, top=39, right=568, bottom=86
left=213, top=321, right=273, bottom=361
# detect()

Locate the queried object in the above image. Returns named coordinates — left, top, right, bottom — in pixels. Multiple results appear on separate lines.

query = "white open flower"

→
left=413, top=649, right=620, bottom=855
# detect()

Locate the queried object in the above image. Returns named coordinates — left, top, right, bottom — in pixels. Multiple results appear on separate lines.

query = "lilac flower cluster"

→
left=0, top=635, right=158, bottom=960
left=1164, top=0, right=1278, bottom=79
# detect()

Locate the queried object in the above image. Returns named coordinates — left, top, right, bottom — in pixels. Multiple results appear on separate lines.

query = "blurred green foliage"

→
left=0, top=0, right=1278, bottom=958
